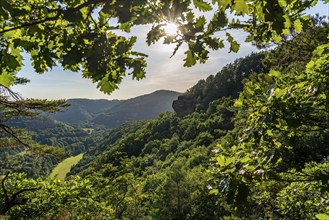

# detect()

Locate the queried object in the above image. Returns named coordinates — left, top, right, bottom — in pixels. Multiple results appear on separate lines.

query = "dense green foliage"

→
left=0, top=173, right=113, bottom=219
left=11, top=51, right=261, bottom=219
left=1, top=0, right=329, bottom=219
left=179, top=52, right=268, bottom=111
left=211, top=20, right=329, bottom=219
left=1, top=115, right=107, bottom=177
left=0, top=0, right=319, bottom=93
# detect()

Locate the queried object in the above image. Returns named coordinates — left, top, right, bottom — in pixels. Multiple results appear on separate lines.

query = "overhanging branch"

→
left=0, top=124, right=31, bottom=149
left=0, top=0, right=107, bottom=35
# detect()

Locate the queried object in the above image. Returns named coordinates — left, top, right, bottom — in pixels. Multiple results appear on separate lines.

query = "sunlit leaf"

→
left=272, top=32, right=282, bottom=43
left=234, top=0, right=249, bottom=15
left=193, top=0, right=213, bottom=11
left=0, top=72, right=15, bottom=86
left=294, top=19, right=303, bottom=33
left=195, top=16, right=207, bottom=28
left=316, top=214, right=329, bottom=220
left=119, top=22, right=131, bottom=32
left=269, top=70, right=281, bottom=78
left=217, top=154, right=225, bottom=166
left=226, top=32, right=240, bottom=52
left=209, top=189, right=219, bottom=195
left=184, top=50, right=196, bottom=67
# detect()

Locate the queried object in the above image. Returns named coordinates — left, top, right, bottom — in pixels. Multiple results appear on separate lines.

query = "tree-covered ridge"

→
left=0, top=89, right=180, bottom=179
left=61, top=52, right=265, bottom=219
left=92, top=90, right=181, bottom=128
left=72, top=53, right=265, bottom=178
left=51, top=90, right=180, bottom=127
left=173, top=52, right=268, bottom=115
left=52, top=98, right=121, bottom=124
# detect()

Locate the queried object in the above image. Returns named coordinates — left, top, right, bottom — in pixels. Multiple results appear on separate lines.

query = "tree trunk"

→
left=0, top=172, right=40, bottom=215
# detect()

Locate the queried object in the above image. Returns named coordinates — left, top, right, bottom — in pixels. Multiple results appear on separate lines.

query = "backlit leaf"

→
left=316, top=214, right=329, bottom=220
left=226, top=32, right=240, bottom=52
left=193, top=0, right=213, bottom=11
left=274, top=88, right=286, bottom=98
left=294, top=19, right=303, bottom=33
left=234, top=0, right=249, bottom=15
left=195, top=16, right=206, bottom=28
left=0, top=72, right=15, bottom=86
left=186, top=12, right=194, bottom=23
left=217, top=155, right=225, bottom=166
left=184, top=50, right=196, bottom=67
left=209, top=189, right=219, bottom=195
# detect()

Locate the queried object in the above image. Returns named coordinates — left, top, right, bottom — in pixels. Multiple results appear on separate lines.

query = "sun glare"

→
left=163, top=22, right=178, bottom=35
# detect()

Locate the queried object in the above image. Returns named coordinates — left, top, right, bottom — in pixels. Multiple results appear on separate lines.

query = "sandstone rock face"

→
left=172, top=96, right=194, bottom=116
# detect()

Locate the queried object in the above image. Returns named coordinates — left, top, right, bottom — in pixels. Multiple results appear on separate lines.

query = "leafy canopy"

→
left=210, top=19, right=329, bottom=218
left=0, top=0, right=321, bottom=93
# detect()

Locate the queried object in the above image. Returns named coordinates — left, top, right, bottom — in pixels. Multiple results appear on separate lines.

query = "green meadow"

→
left=50, top=153, right=84, bottom=181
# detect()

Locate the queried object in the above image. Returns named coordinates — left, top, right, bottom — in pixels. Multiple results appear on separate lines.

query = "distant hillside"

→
left=52, top=99, right=121, bottom=124
left=92, top=90, right=181, bottom=128
left=52, top=90, right=181, bottom=128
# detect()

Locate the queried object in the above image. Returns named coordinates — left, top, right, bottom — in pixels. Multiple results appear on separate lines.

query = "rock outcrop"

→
left=172, top=96, right=194, bottom=116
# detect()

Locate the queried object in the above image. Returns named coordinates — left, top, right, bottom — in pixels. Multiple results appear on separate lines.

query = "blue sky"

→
left=13, top=2, right=329, bottom=100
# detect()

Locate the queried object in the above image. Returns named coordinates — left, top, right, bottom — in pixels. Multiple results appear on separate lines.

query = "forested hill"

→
left=173, top=52, right=268, bottom=116
left=52, top=99, right=120, bottom=124
left=2, top=90, right=180, bottom=177
left=91, top=90, right=181, bottom=127
left=52, top=90, right=181, bottom=127
left=67, top=52, right=268, bottom=219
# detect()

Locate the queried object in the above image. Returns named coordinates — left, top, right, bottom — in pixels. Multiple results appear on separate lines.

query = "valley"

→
left=50, top=153, right=84, bottom=181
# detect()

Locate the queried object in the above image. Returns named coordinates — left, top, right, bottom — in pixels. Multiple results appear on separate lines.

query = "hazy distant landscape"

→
left=53, top=90, right=181, bottom=127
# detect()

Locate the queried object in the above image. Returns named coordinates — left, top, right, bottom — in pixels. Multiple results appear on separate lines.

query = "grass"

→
left=17, top=150, right=27, bottom=156
left=49, top=153, right=84, bottom=181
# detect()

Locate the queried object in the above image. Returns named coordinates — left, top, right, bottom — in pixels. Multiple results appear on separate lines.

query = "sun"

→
left=163, top=22, right=178, bottom=35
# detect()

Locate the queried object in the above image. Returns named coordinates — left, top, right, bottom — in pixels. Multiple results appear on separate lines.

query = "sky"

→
left=13, top=2, right=329, bottom=100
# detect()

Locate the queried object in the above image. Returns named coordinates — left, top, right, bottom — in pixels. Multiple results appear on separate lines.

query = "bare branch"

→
left=12, top=187, right=41, bottom=200
left=0, top=124, right=31, bottom=149
left=1, top=172, right=10, bottom=204
left=0, top=172, right=41, bottom=215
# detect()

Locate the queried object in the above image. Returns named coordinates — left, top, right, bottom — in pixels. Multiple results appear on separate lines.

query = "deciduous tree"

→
left=0, top=0, right=323, bottom=93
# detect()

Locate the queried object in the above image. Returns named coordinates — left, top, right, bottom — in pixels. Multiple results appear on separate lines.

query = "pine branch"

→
left=0, top=85, right=22, bottom=101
